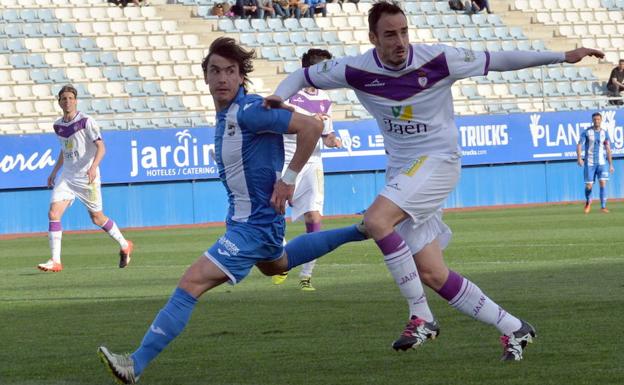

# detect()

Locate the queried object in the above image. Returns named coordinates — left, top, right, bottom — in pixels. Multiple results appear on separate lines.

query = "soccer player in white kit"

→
left=271, top=48, right=343, bottom=291
left=576, top=112, right=614, bottom=213
left=37, top=84, right=133, bottom=272
left=266, top=0, right=604, bottom=360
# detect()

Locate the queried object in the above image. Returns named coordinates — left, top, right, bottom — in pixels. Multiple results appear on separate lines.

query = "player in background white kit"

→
left=37, top=84, right=133, bottom=272
left=271, top=49, right=343, bottom=291
left=265, top=0, right=604, bottom=360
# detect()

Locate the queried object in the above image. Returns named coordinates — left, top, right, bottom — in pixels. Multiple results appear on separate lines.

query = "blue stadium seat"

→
left=4, top=24, right=22, bottom=38
left=328, top=45, right=345, bottom=58
left=114, top=119, right=129, bottom=130
left=543, top=82, right=559, bottom=96
left=419, top=2, right=435, bottom=13
left=124, top=81, right=145, bottom=96
left=103, top=66, right=124, bottom=81
left=564, top=100, right=581, bottom=110
left=501, top=71, right=520, bottom=83
left=283, top=61, right=300, bottom=73
left=121, top=67, right=141, bottom=81
left=273, top=32, right=290, bottom=45
left=410, top=14, right=426, bottom=27
left=128, top=97, right=150, bottom=113
left=146, top=97, right=169, bottom=112
left=40, top=23, right=60, bottom=37
left=251, top=18, right=270, bottom=32
left=494, top=27, right=511, bottom=40
left=164, top=96, right=186, bottom=111
left=290, top=31, right=307, bottom=45
left=217, top=19, right=236, bottom=33
left=9, top=54, right=29, bottom=68
left=240, top=33, right=259, bottom=47
left=509, top=83, right=528, bottom=97
left=299, top=18, right=319, bottom=30
left=321, top=31, right=341, bottom=45
left=79, top=38, right=99, bottom=51
left=404, top=2, right=421, bottom=13
left=478, top=27, right=495, bottom=40
left=92, top=98, right=112, bottom=114
left=278, top=46, right=297, bottom=61
left=82, top=52, right=101, bottom=66
left=579, top=67, right=597, bottom=81
left=58, top=23, right=78, bottom=37
left=267, top=18, right=287, bottom=32
left=525, top=83, right=542, bottom=97
left=464, top=27, right=479, bottom=41
left=0, top=39, right=11, bottom=53
left=132, top=118, right=153, bottom=129
left=48, top=68, right=70, bottom=83
left=21, top=9, right=38, bottom=23
left=31, top=68, right=52, bottom=84
left=2, top=9, right=20, bottom=23
left=461, top=85, right=481, bottom=99
left=23, top=24, right=43, bottom=38
left=143, top=82, right=164, bottom=96
left=442, top=14, right=459, bottom=27
left=196, top=6, right=210, bottom=18
left=27, top=54, right=48, bottom=68
left=260, top=46, right=280, bottom=61
left=150, top=117, right=170, bottom=128
left=234, top=19, right=254, bottom=33
left=110, top=98, right=132, bottom=113
left=7, top=39, right=27, bottom=53
left=61, top=38, right=81, bottom=52
left=256, top=32, right=274, bottom=46
left=38, top=9, right=56, bottom=22
left=432, top=28, right=449, bottom=41
left=100, top=52, right=118, bottom=66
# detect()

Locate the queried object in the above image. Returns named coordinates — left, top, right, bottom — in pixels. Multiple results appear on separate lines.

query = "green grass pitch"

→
left=1, top=203, right=623, bottom=385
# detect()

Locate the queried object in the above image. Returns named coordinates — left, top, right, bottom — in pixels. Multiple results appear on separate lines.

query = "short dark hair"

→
left=57, top=84, right=77, bottom=100
left=368, top=0, right=405, bottom=35
left=201, top=37, right=255, bottom=91
left=619, top=59, right=624, bottom=64
left=301, top=48, right=332, bottom=68
left=592, top=112, right=602, bottom=118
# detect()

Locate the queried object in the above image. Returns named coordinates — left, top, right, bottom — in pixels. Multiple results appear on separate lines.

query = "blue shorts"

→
left=204, top=220, right=285, bottom=284
left=584, top=164, right=609, bottom=183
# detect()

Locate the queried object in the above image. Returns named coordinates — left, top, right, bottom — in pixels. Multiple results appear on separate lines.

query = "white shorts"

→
left=289, top=161, right=324, bottom=222
left=381, top=154, right=460, bottom=254
left=51, top=175, right=103, bottom=212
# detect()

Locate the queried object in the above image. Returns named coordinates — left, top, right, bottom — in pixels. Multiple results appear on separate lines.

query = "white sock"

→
left=299, top=260, right=316, bottom=279
left=449, top=277, right=522, bottom=335
left=101, top=219, right=128, bottom=249
left=49, top=231, right=62, bottom=263
left=378, top=232, right=434, bottom=322
left=48, top=220, right=62, bottom=263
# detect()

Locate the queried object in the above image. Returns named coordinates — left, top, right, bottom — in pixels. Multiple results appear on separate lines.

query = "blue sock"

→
left=585, top=186, right=592, bottom=203
left=600, top=186, right=606, bottom=208
left=131, top=287, right=197, bottom=376
left=285, top=225, right=365, bottom=270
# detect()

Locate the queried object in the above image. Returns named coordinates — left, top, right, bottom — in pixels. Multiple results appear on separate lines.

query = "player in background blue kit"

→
left=97, top=38, right=366, bottom=384
left=577, top=112, right=614, bottom=213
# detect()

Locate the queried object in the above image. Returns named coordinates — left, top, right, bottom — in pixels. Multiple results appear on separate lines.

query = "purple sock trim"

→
left=305, top=222, right=321, bottom=233
left=437, top=270, right=464, bottom=301
left=101, top=219, right=113, bottom=232
left=375, top=231, right=405, bottom=255
left=49, top=221, right=61, bottom=232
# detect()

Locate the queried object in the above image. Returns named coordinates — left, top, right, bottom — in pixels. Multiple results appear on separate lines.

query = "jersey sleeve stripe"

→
left=304, top=67, right=320, bottom=89
left=484, top=51, right=490, bottom=75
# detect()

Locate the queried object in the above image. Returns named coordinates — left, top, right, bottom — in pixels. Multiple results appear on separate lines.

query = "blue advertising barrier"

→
left=2, top=109, right=623, bottom=190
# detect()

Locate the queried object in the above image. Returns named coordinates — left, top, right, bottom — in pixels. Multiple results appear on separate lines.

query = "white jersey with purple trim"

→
left=303, top=44, right=490, bottom=167
left=283, top=89, right=334, bottom=164
left=53, top=111, right=102, bottom=179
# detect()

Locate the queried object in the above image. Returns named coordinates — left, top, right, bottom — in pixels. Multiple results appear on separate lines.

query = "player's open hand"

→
left=271, top=179, right=295, bottom=215
left=577, top=158, right=584, bottom=167
left=47, top=173, right=57, bottom=188
left=323, top=134, right=342, bottom=148
left=564, top=48, right=604, bottom=63
left=610, top=165, right=615, bottom=173
left=263, top=95, right=294, bottom=112
left=87, top=167, right=97, bottom=184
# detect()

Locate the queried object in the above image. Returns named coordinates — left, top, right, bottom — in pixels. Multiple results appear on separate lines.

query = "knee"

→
left=418, top=266, right=448, bottom=291
left=363, top=213, right=393, bottom=239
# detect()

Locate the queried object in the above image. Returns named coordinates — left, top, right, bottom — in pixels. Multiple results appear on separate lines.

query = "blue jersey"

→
left=579, top=127, right=610, bottom=166
left=214, top=87, right=292, bottom=225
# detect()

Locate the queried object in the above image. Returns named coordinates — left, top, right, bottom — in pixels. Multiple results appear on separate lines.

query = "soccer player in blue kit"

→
left=97, top=37, right=366, bottom=384
left=266, top=0, right=603, bottom=361
left=577, top=112, right=614, bottom=213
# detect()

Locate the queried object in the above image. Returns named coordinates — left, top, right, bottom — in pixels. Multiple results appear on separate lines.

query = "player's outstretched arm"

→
left=489, top=47, right=604, bottom=72
left=564, top=48, right=604, bottom=64
left=263, top=69, right=308, bottom=109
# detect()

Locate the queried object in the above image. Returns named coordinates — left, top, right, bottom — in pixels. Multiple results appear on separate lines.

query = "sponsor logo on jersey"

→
left=150, top=325, right=167, bottom=336
left=364, top=78, right=385, bottom=87
left=227, top=123, right=236, bottom=136
left=382, top=118, right=427, bottom=135
left=391, top=105, right=414, bottom=120
left=218, top=236, right=240, bottom=256
left=243, top=102, right=253, bottom=111
left=462, top=48, right=476, bottom=62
